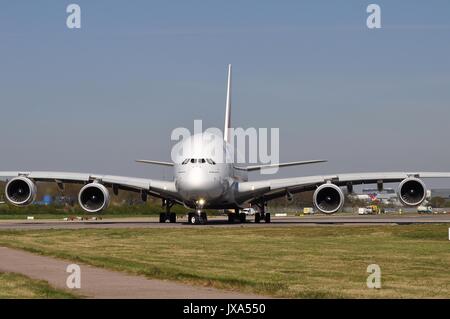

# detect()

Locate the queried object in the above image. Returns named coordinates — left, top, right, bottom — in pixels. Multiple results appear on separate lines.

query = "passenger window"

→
left=200, top=159, right=206, bottom=163
left=207, top=159, right=216, bottom=165
left=182, top=159, right=189, bottom=165
left=191, top=159, right=197, bottom=163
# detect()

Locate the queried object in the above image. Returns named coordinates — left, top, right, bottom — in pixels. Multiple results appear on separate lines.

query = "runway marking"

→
left=0, top=247, right=264, bottom=299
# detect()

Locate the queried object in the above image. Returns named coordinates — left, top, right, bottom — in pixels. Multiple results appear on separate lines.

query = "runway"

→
left=0, top=213, right=449, bottom=230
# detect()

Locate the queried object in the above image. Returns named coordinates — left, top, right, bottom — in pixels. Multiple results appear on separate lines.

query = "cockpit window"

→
left=184, top=158, right=214, bottom=164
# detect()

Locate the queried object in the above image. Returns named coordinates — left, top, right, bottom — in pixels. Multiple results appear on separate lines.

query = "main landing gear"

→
left=159, top=199, right=176, bottom=223
left=227, top=208, right=247, bottom=223
left=188, top=212, right=207, bottom=225
left=253, top=202, right=271, bottom=224
left=226, top=205, right=271, bottom=224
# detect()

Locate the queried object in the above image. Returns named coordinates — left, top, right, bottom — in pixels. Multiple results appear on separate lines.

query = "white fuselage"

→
left=173, top=133, right=247, bottom=209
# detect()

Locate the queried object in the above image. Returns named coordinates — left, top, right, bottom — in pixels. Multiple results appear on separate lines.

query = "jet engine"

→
left=397, top=177, right=427, bottom=206
left=78, top=183, right=110, bottom=213
left=5, top=177, right=37, bottom=206
left=313, top=183, right=344, bottom=214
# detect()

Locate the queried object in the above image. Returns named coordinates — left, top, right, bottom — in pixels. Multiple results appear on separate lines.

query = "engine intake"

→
left=78, top=183, right=110, bottom=213
left=5, top=177, right=37, bottom=206
left=398, top=178, right=426, bottom=206
left=313, top=183, right=344, bottom=214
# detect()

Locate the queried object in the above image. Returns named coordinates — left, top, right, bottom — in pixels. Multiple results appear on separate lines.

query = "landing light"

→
left=197, top=198, right=206, bottom=206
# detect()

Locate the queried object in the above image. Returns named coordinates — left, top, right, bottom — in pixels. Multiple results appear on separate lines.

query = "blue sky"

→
left=0, top=1, right=449, bottom=185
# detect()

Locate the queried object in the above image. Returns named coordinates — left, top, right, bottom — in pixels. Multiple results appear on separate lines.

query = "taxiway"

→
left=0, top=214, right=449, bottom=230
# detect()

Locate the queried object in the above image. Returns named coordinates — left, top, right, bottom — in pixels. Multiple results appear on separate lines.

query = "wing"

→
left=237, top=172, right=450, bottom=203
left=135, top=160, right=174, bottom=167
left=234, top=159, right=327, bottom=172
left=0, top=171, right=180, bottom=202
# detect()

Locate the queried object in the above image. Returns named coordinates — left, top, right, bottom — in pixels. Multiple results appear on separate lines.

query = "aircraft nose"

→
left=186, top=167, right=209, bottom=190
left=177, top=167, right=224, bottom=201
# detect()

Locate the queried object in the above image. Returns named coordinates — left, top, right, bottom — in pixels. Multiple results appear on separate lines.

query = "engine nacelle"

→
left=78, top=183, right=110, bottom=213
left=397, top=177, right=427, bottom=206
left=5, top=177, right=37, bottom=206
left=313, top=183, right=344, bottom=214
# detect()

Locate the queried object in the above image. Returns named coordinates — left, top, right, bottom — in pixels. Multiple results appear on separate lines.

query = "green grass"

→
left=0, top=225, right=449, bottom=298
left=0, top=272, right=78, bottom=299
left=0, top=202, right=239, bottom=220
left=0, top=202, right=191, bottom=220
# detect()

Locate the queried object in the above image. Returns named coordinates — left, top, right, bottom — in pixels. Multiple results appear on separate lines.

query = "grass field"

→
left=0, top=272, right=77, bottom=299
left=0, top=225, right=449, bottom=298
left=0, top=203, right=219, bottom=220
left=0, top=203, right=189, bottom=220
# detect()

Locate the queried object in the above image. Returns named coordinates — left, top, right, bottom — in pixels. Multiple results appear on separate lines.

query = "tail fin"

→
left=224, top=64, right=232, bottom=142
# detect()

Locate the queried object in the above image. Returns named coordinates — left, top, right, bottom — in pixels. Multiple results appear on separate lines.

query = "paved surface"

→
left=0, top=214, right=449, bottom=230
left=0, top=247, right=264, bottom=299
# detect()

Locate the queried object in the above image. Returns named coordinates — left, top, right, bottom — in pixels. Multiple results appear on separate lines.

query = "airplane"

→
left=2, top=64, right=450, bottom=225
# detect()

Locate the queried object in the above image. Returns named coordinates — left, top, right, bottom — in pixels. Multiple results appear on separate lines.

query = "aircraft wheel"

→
left=159, top=213, right=166, bottom=223
left=239, top=213, right=246, bottom=223
left=264, top=213, right=271, bottom=223
left=189, top=214, right=198, bottom=225
left=169, top=213, right=176, bottom=223
left=255, top=213, right=261, bottom=223
left=200, top=212, right=207, bottom=224
left=227, top=213, right=234, bottom=223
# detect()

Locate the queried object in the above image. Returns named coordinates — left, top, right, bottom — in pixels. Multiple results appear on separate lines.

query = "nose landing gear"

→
left=188, top=212, right=207, bottom=225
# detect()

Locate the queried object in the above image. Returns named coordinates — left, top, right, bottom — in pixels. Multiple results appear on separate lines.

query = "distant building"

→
left=356, top=188, right=399, bottom=205
left=430, top=189, right=450, bottom=199
left=362, top=188, right=397, bottom=200
left=34, top=195, right=53, bottom=206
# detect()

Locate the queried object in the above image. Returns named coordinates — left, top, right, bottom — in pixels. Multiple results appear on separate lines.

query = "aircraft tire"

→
left=189, top=214, right=198, bottom=225
left=200, top=212, right=207, bottom=224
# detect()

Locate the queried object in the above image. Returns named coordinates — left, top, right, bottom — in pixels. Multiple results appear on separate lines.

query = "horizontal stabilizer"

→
left=234, top=160, right=327, bottom=172
left=135, top=160, right=174, bottom=167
